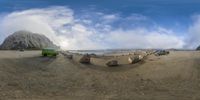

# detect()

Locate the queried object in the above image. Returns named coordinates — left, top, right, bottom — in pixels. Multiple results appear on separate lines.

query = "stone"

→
left=79, top=54, right=90, bottom=63
left=106, top=60, right=118, bottom=67
left=128, top=55, right=143, bottom=64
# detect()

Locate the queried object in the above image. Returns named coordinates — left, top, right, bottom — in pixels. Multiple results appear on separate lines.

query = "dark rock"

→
left=79, top=54, right=90, bottom=63
left=196, top=46, right=200, bottom=50
left=106, top=60, right=118, bottom=67
left=154, top=50, right=170, bottom=56
left=89, top=53, right=97, bottom=57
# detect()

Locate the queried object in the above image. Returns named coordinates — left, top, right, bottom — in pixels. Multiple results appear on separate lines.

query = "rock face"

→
left=0, top=30, right=58, bottom=50
left=197, top=46, right=200, bottom=50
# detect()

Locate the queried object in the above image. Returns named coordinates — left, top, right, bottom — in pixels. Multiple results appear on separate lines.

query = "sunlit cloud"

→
left=185, top=15, right=200, bottom=49
left=0, top=6, right=197, bottom=50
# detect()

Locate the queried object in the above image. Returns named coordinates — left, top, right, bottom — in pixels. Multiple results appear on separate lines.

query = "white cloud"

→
left=186, top=15, right=200, bottom=49
left=126, top=14, right=148, bottom=21
left=102, top=14, right=119, bottom=22
left=0, top=6, right=187, bottom=50
left=106, top=28, right=185, bottom=49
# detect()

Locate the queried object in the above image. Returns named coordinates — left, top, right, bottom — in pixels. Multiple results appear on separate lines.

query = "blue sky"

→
left=1, top=0, right=200, bottom=27
left=0, top=0, right=200, bottom=49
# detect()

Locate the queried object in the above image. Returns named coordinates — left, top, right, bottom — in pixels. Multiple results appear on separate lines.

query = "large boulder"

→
left=128, top=55, right=143, bottom=64
left=154, top=50, right=169, bottom=56
left=79, top=54, right=91, bottom=64
left=106, top=60, right=118, bottom=67
left=0, top=30, right=58, bottom=50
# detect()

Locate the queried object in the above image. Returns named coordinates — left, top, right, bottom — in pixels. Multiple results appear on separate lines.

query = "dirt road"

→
left=0, top=50, right=200, bottom=100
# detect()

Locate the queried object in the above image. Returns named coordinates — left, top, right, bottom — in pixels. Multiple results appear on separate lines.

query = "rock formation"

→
left=0, top=30, right=59, bottom=50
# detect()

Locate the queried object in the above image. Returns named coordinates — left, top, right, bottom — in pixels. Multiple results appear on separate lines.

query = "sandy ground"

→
left=0, top=50, right=200, bottom=100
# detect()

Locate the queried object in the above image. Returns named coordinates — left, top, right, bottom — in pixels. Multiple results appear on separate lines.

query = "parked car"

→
left=42, top=48, right=58, bottom=57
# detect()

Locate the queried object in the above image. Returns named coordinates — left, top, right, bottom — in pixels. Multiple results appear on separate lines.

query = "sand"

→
left=0, top=50, right=200, bottom=100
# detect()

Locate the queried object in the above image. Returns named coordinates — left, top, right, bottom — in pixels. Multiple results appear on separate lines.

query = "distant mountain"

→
left=0, top=30, right=59, bottom=50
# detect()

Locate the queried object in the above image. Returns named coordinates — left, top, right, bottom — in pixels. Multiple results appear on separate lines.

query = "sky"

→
left=0, top=0, right=200, bottom=50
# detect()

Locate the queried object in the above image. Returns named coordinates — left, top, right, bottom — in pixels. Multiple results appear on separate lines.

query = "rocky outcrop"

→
left=0, top=30, right=59, bottom=50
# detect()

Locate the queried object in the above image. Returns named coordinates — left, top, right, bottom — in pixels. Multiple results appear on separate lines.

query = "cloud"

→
left=102, top=14, right=119, bottom=23
left=186, top=15, right=200, bottom=49
left=0, top=6, right=186, bottom=50
left=0, top=6, right=105, bottom=50
left=0, top=6, right=73, bottom=45
left=105, top=28, right=185, bottom=49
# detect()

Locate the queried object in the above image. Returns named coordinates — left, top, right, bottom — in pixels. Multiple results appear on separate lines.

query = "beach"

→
left=0, top=50, right=200, bottom=99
